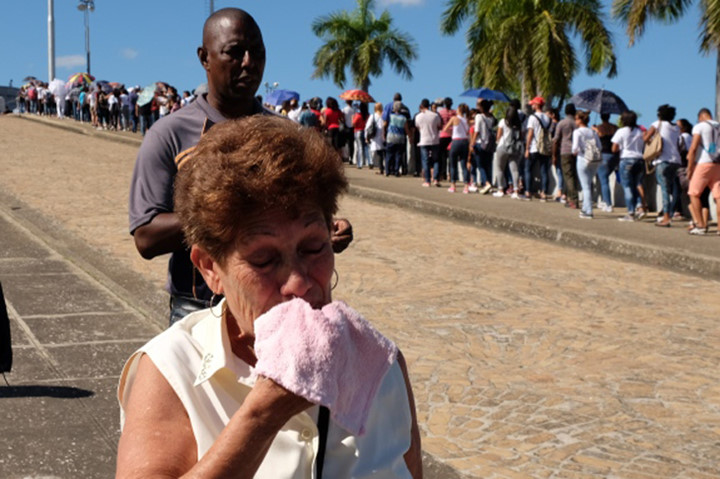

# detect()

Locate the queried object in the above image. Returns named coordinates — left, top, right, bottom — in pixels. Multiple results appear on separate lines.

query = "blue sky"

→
left=0, top=0, right=714, bottom=125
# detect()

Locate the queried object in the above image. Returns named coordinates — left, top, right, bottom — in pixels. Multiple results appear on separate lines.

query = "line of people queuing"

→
left=16, top=82, right=196, bottom=136
left=275, top=93, right=720, bottom=235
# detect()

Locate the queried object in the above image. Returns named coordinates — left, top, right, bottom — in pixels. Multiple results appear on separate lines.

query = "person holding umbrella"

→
left=592, top=113, right=619, bottom=212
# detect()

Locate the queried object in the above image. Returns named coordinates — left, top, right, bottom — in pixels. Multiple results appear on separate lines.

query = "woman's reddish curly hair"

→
left=174, top=115, right=347, bottom=264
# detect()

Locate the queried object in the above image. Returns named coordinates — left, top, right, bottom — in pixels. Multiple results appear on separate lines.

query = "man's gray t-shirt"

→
left=128, top=94, right=267, bottom=301
left=553, top=116, right=576, bottom=156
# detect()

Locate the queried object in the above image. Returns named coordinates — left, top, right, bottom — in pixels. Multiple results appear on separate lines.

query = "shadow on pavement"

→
left=0, top=385, right=94, bottom=399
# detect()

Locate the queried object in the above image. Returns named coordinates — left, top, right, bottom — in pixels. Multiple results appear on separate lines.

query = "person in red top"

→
left=352, top=102, right=370, bottom=168
left=322, top=96, right=343, bottom=156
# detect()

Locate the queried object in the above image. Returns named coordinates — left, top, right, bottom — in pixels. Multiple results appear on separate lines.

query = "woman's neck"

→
left=225, top=309, right=258, bottom=366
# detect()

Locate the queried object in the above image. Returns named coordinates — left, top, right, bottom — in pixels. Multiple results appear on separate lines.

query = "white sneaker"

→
left=602, top=205, right=613, bottom=213
left=468, top=184, right=479, bottom=193
left=492, top=191, right=504, bottom=198
left=511, top=192, right=520, bottom=200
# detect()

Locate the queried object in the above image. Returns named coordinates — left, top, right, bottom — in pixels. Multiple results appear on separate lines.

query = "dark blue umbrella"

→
left=460, top=88, right=510, bottom=103
left=569, top=88, right=628, bottom=115
left=265, top=89, right=299, bottom=106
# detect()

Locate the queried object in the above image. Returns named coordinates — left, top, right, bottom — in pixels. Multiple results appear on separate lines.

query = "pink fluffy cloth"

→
left=252, top=298, right=398, bottom=436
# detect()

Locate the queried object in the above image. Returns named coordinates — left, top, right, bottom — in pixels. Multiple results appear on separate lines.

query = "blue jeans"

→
left=556, top=165, right=564, bottom=193
left=596, top=153, right=616, bottom=206
left=473, top=144, right=493, bottom=185
left=449, top=139, right=469, bottom=183
left=619, top=157, right=644, bottom=214
left=420, top=145, right=439, bottom=183
left=655, top=162, right=680, bottom=216
left=576, top=157, right=600, bottom=216
left=524, top=153, right=551, bottom=195
left=387, top=142, right=404, bottom=176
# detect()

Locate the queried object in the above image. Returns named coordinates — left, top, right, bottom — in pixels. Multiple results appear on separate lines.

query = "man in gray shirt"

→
left=129, top=8, right=352, bottom=325
left=552, top=103, right=579, bottom=208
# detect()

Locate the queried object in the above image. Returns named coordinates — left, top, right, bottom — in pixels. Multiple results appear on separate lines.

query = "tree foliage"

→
left=311, top=0, right=418, bottom=92
left=441, top=0, right=617, bottom=102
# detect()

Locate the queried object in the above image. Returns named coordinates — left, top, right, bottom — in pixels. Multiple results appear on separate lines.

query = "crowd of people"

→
left=14, top=81, right=196, bottom=135
left=273, top=93, right=720, bottom=234
left=16, top=76, right=720, bottom=235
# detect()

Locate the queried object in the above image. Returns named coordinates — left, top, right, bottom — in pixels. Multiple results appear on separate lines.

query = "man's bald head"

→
left=202, top=8, right=259, bottom=48
left=197, top=7, right=266, bottom=117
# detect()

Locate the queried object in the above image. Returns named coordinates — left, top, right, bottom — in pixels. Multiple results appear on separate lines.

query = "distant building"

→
left=0, top=86, right=19, bottom=112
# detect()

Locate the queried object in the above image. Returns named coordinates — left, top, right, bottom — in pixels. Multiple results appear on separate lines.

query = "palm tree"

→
left=311, top=0, right=418, bottom=92
left=441, top=0, right=617, bottom=105
left=613, top=0, right=720, bottom=116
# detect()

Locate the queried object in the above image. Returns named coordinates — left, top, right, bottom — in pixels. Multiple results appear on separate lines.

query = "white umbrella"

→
left=48, top=78, right=67, bottom=98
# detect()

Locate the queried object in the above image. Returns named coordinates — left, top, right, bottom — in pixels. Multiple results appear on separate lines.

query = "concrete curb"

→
left=15, top=113, right=142, bottom=148
left=348, top=184, right=720, bottom=280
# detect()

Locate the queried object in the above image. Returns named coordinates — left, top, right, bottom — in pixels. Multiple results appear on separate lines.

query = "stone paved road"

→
left=2, top=115, right=720, bottom=478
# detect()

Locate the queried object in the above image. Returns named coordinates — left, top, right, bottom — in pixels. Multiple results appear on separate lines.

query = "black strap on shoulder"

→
left=316, top=406, right=330, bottom=479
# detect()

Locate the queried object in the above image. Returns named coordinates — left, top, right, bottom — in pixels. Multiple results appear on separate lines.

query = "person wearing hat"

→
left=524, top=96, right=552, bottom=201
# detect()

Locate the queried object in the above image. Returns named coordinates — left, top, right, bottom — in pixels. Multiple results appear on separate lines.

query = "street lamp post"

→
left=77, top=0, right=95, bottom=75
left=48, top=0, right=55, bottom=81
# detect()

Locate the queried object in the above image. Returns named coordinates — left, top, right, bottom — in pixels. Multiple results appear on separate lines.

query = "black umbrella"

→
left=569, top=88, right=628, bottom=115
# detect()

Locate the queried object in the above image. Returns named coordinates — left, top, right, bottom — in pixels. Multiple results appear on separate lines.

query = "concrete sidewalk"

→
left=20, top=113, right=720, bottom=280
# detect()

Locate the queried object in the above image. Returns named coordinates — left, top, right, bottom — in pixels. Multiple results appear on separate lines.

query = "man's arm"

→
left=133, top=213, right=185, bottom=259
left=686, top=133, right=702, bottom=180
left=525, top=126, right=534, bottom=158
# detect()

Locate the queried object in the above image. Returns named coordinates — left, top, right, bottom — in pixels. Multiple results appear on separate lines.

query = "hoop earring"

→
left=209, top=293, right=221, bottom=318
left=331, top=269, right=339, bottom=291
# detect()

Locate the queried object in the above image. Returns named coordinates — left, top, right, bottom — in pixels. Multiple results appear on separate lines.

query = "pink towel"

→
left=253, top=298, right=398, bottom=436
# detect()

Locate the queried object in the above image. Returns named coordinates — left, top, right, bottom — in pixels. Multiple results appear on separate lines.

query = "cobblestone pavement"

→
left=2, top=115, right=720, bottom=478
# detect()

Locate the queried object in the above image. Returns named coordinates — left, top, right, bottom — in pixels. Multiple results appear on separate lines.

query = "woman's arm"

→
left=643, top=125, right=656, bottom=142
left=441, top=117, right=456, bottom=134
left=117, top=354, right=310, bottom=479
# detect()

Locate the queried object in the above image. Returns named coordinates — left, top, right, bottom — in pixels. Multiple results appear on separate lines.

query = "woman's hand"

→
left=246, top=376, right=314, bottom=423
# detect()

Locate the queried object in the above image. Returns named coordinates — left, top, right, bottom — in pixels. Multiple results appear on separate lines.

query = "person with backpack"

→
left=643, top=104, right=682, bottom=227
left=493, top=106, right=524, bottom=198
left=572, top=110, right=602, bottom=219
left=686, top=108, right=720, bottom=235
left=365, top=102, right=386, bottom=175
left=470, top=99, right=497, bottom=194
left=612, top=110, right=647, bottom=222
left=524, top=96, right=552, bottom=201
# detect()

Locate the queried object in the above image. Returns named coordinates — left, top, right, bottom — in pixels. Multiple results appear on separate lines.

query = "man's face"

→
left=201, top=15, right=266, bottom=103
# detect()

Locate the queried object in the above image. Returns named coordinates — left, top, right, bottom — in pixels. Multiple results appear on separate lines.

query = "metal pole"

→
left=48, top=0, right=55, bottom=81
left=209, top=0, right=214, bottom=14
left=85, top=7, right=91, bottom=75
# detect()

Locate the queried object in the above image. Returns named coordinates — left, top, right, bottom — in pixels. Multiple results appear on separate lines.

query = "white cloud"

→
left=120, top=48, right=139, bottom=60
left=378, top=0, right=424, bottom=6
left=56, top=55, right=86, bottom=69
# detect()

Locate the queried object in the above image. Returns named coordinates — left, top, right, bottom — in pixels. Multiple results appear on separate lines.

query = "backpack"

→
left=583, top=135, right=602, bottom=164
left=533, top=114, right=552, bottom=156
left=366, top=115, right=377, bottom=139
left=704, top=121, right=720, bottom=163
